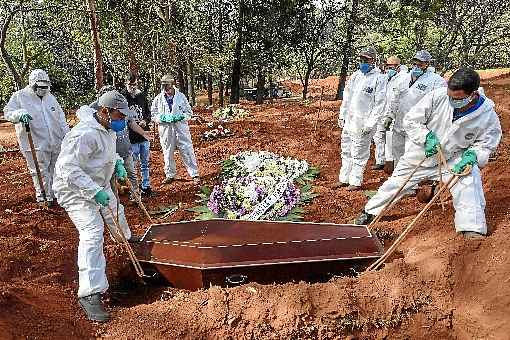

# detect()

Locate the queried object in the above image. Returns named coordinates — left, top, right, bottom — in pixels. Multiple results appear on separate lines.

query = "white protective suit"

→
left=3, top=75, right=69, bottom=202
left=53, top=106, right=132, bottom=298
left=380, top=65, right=409, bottom=163
left=151, top=88, right=199, bottom=179
left=338, top=67, right=387, bottom=186
left=388, top=68, right=447, bottom=165
left=365, top=87, right=502, bottom=234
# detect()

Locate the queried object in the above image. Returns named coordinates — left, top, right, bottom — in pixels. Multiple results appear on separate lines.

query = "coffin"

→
left=136, top=219, right=383, bottom=290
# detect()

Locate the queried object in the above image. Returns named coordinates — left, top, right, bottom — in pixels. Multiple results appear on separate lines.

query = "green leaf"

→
left=364, top=190, right=378, bottom=199
left=200, top=185, right=211, bottom=196
left=186, top=206, right=212, bottom=213
left=290, top=206, right=305, bottom=214
left=197, top=212, right=216, bottom=220
left=149, top=205, right=178, bottom=216
left=301, top=183, right=312, bottom=193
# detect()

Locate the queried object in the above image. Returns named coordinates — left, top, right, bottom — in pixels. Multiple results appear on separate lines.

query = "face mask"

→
left=359, top=63, right=373, bottom=74
left=449, top=95, right=473, bottom=109
left=387, top=69, right=397, bottom=78
left=411, top=66, right=424, bottom=78
left=110, top=118, right=127, bottom=132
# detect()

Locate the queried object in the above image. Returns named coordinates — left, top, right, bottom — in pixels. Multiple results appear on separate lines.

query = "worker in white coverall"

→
left=355, top=68, right=502, bottom=240
left=3, top=69, right=70, bottom=205
left=337, top=47, right=387, bottom=191
left=53, top=91, right=139, bottom=322
left=151, top=75, right=200, bottom=185
left=384, top=50, right=447, bottom=167
left=374, top=56, right=408, bottom=172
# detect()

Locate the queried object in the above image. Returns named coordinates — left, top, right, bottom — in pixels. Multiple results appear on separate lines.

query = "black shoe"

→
left=461, top=231, right=485, bottom=240
left=78, top=293, right=110, bottom=322
left=355, top=211, right=375, bottom=225
left=140, top=186, right=153, bottom=197
left=128, top=235, right=142, bottom=243
left=333, top=182, right=349, bottom=189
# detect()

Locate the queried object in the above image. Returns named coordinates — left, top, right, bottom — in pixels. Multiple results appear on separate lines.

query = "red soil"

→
left=1, top=73, right=509, bottom=339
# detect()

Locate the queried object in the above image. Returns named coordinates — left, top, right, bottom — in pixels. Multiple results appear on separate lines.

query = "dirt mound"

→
left=1, top=74, right=510, bottom=339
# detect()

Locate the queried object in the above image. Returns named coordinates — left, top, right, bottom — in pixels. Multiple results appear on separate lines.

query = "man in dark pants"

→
left=121, top=73, right=153, bottom=197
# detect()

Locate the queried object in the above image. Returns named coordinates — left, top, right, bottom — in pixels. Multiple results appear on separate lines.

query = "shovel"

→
left=25, top=123, right=47, bottom=205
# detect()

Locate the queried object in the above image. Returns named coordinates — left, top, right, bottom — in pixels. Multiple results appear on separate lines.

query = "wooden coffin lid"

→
left=137, top=219, right=383, bottom=269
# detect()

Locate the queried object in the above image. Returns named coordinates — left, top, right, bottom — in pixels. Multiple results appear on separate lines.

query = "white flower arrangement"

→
left=223, top=151, right=309, bottom=180
left=190, top=151, right=320, bottom=221
left=213, top=105, right=250, bottom=121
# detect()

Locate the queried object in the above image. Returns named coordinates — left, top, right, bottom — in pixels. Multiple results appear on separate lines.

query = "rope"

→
left=105, top=206, right=146, bottom=277
left=366, top=147, right=472, bottom=272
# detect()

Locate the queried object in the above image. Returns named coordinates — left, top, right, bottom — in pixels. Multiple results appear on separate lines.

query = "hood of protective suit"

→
left=426, top=66, right=436, bottom=73
left=79, top=105, right=109, bottom=132
left=29, top=69, right=51, bottom=86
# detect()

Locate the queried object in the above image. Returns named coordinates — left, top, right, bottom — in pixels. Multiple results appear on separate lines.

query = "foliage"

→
left=1, top=0, right=510, bottom=108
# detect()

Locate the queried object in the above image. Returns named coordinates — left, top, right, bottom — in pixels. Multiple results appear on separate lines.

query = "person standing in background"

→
left=121, top=73, right=153, bottom=197
left=151, top=74, right=200, bottom=185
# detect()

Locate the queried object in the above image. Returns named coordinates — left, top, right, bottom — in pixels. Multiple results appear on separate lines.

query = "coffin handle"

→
left=225, top=274, right=248, bottom=287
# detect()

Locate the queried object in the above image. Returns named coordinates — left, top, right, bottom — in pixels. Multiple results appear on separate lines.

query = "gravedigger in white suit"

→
left=53, top=90, right=139, bottom=322
left=355, top=68, right=502, bottom=240
left=383, top=50, right=447, bottom=167
left=3, top=69, right=70, bottom=205
left=151, top=75, right=200, bottom=185
left=378, top=56, right=408, bottom=173
left=336, top=47, right=387, bottom=191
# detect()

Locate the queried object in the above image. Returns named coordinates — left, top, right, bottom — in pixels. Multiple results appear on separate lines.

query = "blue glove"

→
left=115, top=159, right=127, bottom=180
left=19, top=113, right=33, bottom=125
left=94, top=190, right=110, bottom=207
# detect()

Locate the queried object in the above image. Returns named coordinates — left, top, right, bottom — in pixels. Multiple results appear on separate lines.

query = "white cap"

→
left=29, top=69, right=51, bottom=86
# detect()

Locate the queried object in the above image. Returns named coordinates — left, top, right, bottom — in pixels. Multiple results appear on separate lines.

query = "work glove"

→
left=424, top=131, right=440, bottom=157
left=383, top=117, right=393, bottom=131
left=19, top=113, right=33, bottom=126
left=159, top=114, right=171, bottom=123
left=114, top=159, right=128, bottom=180
left=452, top=149, right=477, bottom=174
left=172, top=113, right=186, bottom=122
left=94, top=190, right=110, bottom=207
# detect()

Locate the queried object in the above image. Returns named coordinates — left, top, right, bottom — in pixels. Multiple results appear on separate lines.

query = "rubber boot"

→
left=355, top=211, right=375, bottom=225
left=78, top=293, right=110, bottom=322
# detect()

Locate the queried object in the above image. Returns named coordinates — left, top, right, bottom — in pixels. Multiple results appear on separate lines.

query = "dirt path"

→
left=1, top=75, right=509, bottom=339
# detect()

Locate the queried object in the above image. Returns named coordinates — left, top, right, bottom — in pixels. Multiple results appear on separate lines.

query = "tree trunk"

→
left=219, top=73, right=225, bottom=107
left=0, top=8, right=23, bottom=90
left=256, top=68, right=265, bottom=105
left=268, top=73, right=274, bottom=104
left=302, top=64, right=313, bottom=100
left=187, top=59, right=195, bottom=106
left=230, top=0, right=244, bottom=104
left=336, top=0, right=358, bottom=100
left=86, top=0, right=104, bottom=91
left=177, top=67, right=185, bottom=92
left=207, top=73, right=213, bottom=105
